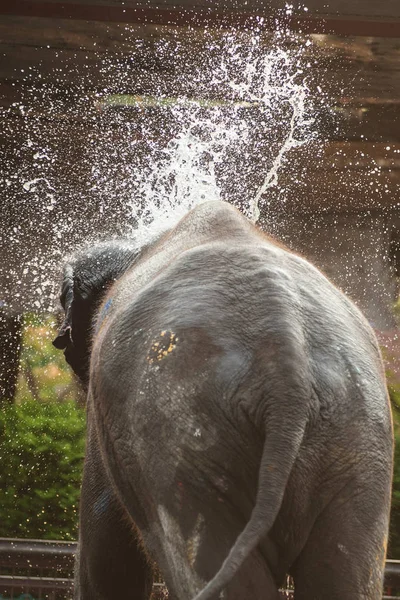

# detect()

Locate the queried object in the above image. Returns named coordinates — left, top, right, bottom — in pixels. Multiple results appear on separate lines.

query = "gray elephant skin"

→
left=53, top=201, right=393, bottom=600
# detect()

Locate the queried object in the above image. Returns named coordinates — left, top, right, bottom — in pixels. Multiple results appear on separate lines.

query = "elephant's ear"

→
left=52, top=259, right=98, bottom=385
left=53, top=264, right=74, bottom=350
left=52, top=240, right=144, bottom=384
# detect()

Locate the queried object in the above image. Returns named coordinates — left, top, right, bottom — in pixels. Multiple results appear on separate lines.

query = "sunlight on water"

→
left=2, top=27, right=323, bottom=312
left=90, top=32, right=317, bottom=245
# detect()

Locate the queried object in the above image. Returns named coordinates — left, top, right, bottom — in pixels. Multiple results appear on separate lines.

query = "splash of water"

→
left=2, top=28, right=320, bottom=312
left=91, top=31, right=317, bottom=244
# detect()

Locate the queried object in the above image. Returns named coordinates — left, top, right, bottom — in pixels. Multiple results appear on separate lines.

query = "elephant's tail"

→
left=191, top=410, right=307, bottom=600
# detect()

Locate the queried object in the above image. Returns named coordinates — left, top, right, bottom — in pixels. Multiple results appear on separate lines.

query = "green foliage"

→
left=0, top=314, right=85, bottom=540
left=15, top=313, right=81, bottom=404
left=0, top=399, right=85, bottom=540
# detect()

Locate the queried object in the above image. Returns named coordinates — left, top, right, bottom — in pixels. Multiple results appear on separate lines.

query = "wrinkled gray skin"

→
left=54, top=201, right=393, bottom=600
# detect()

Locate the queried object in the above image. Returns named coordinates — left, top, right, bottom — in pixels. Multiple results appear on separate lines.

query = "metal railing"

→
left=0, top=538, right=399, bottom=599
left=0, top=538, right=75, bottom=600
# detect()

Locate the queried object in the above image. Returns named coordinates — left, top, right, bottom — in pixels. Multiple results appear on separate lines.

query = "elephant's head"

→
left=53, top=240, right=142, bottom=387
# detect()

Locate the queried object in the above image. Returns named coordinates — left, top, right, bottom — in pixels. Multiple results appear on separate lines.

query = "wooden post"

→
left=0, top=310, right=23, bottom=404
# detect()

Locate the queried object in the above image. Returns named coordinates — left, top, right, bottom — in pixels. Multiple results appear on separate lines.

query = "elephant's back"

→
left=95, top=234, right=389, bottom=434
left=101, top=235, right=386, bottom=397
left=92, top=234, right=392, bottom=553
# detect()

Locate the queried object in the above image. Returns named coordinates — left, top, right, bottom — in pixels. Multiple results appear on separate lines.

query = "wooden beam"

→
left=1, top=0, right=400, bottom=37
left=6, top=0, right=400, bottom=19
left=284, top=141, right=400, bottom=171
left=260, top=171, right=400, bottom=213
left=0, top=16, right=185, bottom=52
left=0, top=312, right=22, bottom=404
left=3, top=87, right=400, bottom=144
left=267, top=141, right=400, bottom=211
left=3, top=35, right=400, bottom=110
left=2, top=103, right=400, bottom=212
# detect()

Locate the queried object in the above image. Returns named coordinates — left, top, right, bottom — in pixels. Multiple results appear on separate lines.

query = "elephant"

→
left=53, top=200, right=393, bottom=600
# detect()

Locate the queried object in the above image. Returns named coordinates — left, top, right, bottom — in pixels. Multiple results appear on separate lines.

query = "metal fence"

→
left=0, top=538, right=399, bottom=599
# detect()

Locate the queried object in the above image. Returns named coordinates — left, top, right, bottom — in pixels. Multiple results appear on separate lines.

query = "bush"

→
left=0, top=400, right=85, bottom=540
left=15, top=313, right=81, bottom=404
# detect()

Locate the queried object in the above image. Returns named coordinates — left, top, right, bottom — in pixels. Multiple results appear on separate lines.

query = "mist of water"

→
left=1, top=27, right=322, bottom=312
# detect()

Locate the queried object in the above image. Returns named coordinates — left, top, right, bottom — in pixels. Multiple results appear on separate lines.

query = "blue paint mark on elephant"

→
left=94, top=489, right=111, bottom=517
left=96, top=297, right=113, bottom=333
